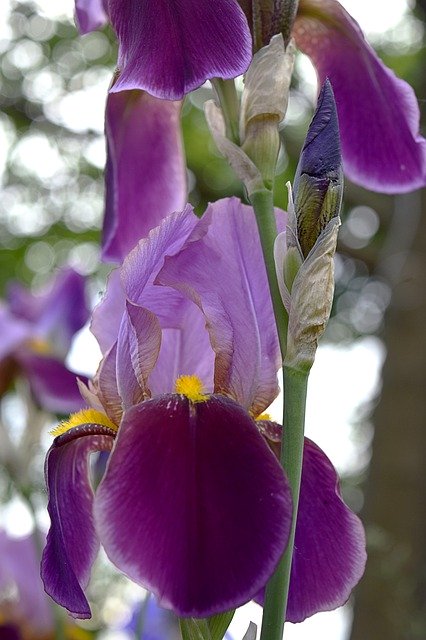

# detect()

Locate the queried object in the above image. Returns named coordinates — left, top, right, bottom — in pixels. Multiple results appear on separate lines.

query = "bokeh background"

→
left=0, top=0, right=425, bottom=638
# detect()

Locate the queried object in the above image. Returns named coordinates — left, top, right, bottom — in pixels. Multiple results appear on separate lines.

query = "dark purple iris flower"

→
left=41, top=199, right=365, bottom=622
left=0, top=269, right=88, bottom=414
left=75, top=0, right=252, bottom=100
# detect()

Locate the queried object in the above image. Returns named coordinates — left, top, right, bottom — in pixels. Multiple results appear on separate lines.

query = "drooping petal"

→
left=103, top=91, right=187, bottom=262
left=158, top=198, right=285, bottom=415
left=258, top=421, right=366, bottom=621
left=295, top=0, right=426, bottom=193
left=17, top=352, right=87, bottom=414
left=95, top=394, right=292, bottom=617
left=41, top=427, right=114, bottom=619
left=74, top=0, right=108, bottom=34
left=108, top=0, right=252, bottom=99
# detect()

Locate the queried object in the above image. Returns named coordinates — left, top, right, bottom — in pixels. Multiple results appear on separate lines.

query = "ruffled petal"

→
left=103, top=91, right=187, bottom=262
left=295, top=0, right=426, bottom=193
left=258, top=421, right=366, bottom=621
left=108, top=0, right=252, bottom=99
left=95, top=394, right=292, bottom=617
left=41, top=427, right=114, bottom=618
left=158, top=198, right=285, bottom=415
left=74, top=0, right=108, bottom=34
left=17, top=353, right=87, bottom=414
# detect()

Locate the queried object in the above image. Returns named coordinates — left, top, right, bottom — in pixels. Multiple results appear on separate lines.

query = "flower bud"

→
left=293, top=79, right=343, bottom=258
left=237, top=0, right=299, bottom=50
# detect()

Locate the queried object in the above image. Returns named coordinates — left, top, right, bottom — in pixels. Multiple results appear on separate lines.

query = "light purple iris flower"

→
left=75, top=0, right=252, bottom=100
left=0, top=269, right=89, bottom=414
left=293, top=0, right=426, bottom=193
left=0, top=530, right=53, bottom=637
left=41, top=199, right=365, bottom=622
left=103, top=89, right=187, bottom=263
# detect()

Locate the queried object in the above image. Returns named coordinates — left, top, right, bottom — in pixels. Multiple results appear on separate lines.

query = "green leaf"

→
left=180, top=618, right=212, bottom=640
left=207, top=610, right=235, bottom=640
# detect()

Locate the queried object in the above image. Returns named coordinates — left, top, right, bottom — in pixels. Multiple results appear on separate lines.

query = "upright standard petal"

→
left=158, top=198, right=285, bottom=415
left=103, top=91, right=187, bottom=262
left=108, top=0, right=252, bottom=99
left=95, top=394, right=292, bottom=617
left=295, top=0, right=426, bottom=193
left=41, top=426, right=115, bottom=618
left=75, top=0, right=108, bottom=34
left=258, top=421, right=366, bottom=621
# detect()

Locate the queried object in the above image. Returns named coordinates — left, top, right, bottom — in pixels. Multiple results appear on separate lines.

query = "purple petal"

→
left=41, top=427, right=114, bottom=618
left=103, top=91, right=187, bottom=262
left=75, top=0, right=108, bottom=34
left=0, top=531, right=53, bottom=634
left=17, top=353, right=87, bottom=414
left=108, top=0, right=252, bottom=99
left=158, top=198, right=285, bottom=415
left=258, top=422, right=366, bottom=621
left=295, top=0, right=426, bottom=193
left=0, top=307, right=31, bottom=361
left=8, top=269, right=88, bottom=357
left=95, top=394, right=292, bottom=617
left=147, top=303, right=214, bottom=396
left=92, top=343, right=123, bottom=424
left=91, top=268, right=125, bottom=355
left=116, top=302, right=162, bottom=409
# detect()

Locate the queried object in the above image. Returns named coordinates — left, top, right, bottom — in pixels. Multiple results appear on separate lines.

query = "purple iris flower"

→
left=0, top=269, right=89, bottom=414
left=42, top=199, right=365, bottom=622
left=74, top=0, right=252, bottom=100
left=124, top=595, right=179, bottom=639
left=103, top=89, right=187, bottom=263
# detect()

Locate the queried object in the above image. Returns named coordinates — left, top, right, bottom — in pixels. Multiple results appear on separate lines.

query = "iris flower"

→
left=0, top=269, right=88, bottom=413
left=41, top=199, right=365, bottom=621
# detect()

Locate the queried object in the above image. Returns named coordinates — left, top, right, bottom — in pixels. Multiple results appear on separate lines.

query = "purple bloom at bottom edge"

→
left=41, top=199, right=365, bottom=623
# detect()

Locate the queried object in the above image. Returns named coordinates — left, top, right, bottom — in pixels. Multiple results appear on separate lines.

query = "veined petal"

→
left=41, top=427, right=114, bottom=619
left=258, top=421, right=366, bottom=621
left=108, top=0, right=252, bottom=99
left=95, top=394, right=291, bottom=617
left=158, top=198, right=285, bottom=415
left=103, top=91, right=187, bottom=262
left=295, top=0, right=426, bottom=193
left=17, top=353, right=87, bottom=414
left=91, top=268, right=125, bottom=355
left=92, top=342, right=123, bottom=425
left=75, top=0, right=108, bottom=34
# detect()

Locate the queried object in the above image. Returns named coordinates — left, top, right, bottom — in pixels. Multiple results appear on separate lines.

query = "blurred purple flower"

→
left=0, top=269, right=89, bottom=413
left=74, top=0, right=252, bottom=100
left=42, top=199, right=365, bottom=623
left=124, top=595, right=179, bottom=639
left=103, top=89, right=186, bottom=263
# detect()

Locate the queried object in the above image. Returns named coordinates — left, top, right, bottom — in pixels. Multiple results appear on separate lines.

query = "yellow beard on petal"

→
left=50, top=408, right=118, bottom=437
left=256, top=412, right=272, bottom=421
left=174, top=375, right=208, bottom=403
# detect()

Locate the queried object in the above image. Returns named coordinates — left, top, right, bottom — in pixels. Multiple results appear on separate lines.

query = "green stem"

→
left=212, top=78, right=240, bottom=145
left=250, top=188, right=288, bottom=357
left=259, top=366, right=308, bottom=640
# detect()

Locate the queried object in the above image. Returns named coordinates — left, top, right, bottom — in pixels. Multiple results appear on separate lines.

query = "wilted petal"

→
left=108, top=0, right=252, bottom=99
left=103, top=91, right=187, bottom=262
left=158, top=198, right=285, bottom=415
left=41, top=429, right=114, bottom=618
left=258, top=422, right=366, bottom=621
left=75, top=0, right=108, bottom=34
left=17, top=353, right=87, bottom=414
left=92, top=343, right=123, bottom=424
left=95, top=394, right=291, bottom=617
left=295, top=0, right=426, bottom=193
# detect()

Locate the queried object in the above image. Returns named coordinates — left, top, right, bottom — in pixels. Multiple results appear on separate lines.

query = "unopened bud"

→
left=293, top=79, right=343, bottom=258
